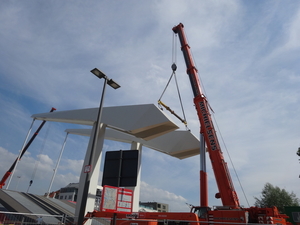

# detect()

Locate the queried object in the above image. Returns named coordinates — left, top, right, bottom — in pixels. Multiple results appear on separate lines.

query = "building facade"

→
left=139, top=202, right=169, bottom=212
left=53, top=183, right=102, bottom=210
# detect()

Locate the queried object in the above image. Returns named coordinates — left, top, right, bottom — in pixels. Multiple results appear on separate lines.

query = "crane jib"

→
left=175, top=22, right=242, bottom=208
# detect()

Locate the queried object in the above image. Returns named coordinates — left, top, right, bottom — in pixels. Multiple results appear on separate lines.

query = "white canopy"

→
left=32, top=104, right=200, bottom=158
left=66, top=128, right=200, bottom=159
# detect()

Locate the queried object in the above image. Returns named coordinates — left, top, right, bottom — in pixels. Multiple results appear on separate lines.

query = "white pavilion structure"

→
left=31, top=104, right=200, bottom=223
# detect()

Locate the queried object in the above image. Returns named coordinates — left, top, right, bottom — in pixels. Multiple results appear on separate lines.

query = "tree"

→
left=254, top=183, right=299, bottom=213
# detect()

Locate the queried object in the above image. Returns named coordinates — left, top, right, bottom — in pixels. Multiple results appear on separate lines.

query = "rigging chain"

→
left=158, top=32, right=189, bottom=130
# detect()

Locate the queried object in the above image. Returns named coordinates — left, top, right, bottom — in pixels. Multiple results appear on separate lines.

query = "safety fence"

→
left=1, top=212, right=273, bottom=225
left=0, top=211, right=111, bottom=225
left=0, top=211, right=65, bottom=225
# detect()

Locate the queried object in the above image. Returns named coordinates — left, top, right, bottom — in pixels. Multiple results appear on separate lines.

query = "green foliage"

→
left=254, top=183, right=299, bottom=213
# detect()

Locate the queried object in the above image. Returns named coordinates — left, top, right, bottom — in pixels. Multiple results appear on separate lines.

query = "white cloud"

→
left=60, top=159, right=84, bottom=175
left=283, top=7, right=300, bottom=49
left=140, top=181, right=189, bottom=212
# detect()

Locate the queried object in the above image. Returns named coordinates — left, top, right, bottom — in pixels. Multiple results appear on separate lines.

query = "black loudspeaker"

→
left=102, top=150, right=139, bottom=187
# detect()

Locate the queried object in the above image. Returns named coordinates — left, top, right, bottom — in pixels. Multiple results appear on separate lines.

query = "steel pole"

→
left=77, top=77, right=108, bottom=225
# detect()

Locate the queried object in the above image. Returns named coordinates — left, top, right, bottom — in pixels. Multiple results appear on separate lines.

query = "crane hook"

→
left=171, top=63, right=177, bottom=72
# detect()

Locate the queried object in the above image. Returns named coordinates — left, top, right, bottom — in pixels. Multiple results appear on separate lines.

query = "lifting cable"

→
left=212, top=114, right=250, bottom=207
left=188, top=38, right=250, bottom=206
left=177, top=28, right=250, bottom=206
left=158, top=32, right=189, bottom=130
left=26, top=122, right=51, bottom=193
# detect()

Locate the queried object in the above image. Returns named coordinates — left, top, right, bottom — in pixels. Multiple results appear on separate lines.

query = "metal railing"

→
left=0, top=212, right=110, bottom=225
left=0, top=211, right=65, bottom=225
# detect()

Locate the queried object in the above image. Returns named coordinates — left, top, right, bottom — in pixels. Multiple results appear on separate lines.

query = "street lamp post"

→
left=77, top=68, right=120, bottom=225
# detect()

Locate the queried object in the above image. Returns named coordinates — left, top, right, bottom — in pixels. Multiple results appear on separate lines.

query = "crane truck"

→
left=83, top=24, right=290, bottom=225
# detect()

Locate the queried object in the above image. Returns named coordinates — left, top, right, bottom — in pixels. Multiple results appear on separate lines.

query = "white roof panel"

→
left=65, top=128, right=200, bottom=159
left=32, top=104, right=179, bottom=141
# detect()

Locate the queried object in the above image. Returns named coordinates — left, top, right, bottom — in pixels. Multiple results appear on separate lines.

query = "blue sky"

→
left=1, top=1, right=300, bottom=212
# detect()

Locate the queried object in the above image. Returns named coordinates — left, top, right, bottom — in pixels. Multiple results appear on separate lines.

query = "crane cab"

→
left=191, top=206, right=211, bottom=219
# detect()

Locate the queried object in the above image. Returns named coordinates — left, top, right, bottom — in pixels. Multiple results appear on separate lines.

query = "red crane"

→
left=172, top=23, right=291, bottom=224
left=172, top=23, right=240, bottom=209
left=83, top=24, right=291, bottom=225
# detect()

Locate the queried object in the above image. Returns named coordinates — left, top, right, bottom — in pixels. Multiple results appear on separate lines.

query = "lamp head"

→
left=107, top=79, right=121, bottom=89
left=91, top=68, right=121, bottom=89
left=91, top=68, right=106, bottom=79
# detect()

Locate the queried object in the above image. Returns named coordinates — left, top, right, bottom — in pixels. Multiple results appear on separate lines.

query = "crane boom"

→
left=172, top=23, right=240, bottom=209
